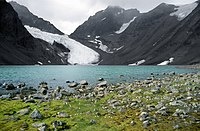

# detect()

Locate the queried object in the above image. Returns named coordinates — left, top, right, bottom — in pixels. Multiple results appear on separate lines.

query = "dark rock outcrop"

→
left=0, top=1, right=66, bottom=65
left=10, top=1, right=64, bottom=35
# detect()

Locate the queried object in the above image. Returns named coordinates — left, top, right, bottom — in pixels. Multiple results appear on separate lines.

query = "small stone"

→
left=143, top=120, right=150, bottom=128
left=130, top=121, right=136, bottom=126
left=38, top=126, right=47, bottom=131
left=21, top=122, right=28, bottom=128
left=68, top=82, right=78, bottom=88
left=51, top=120, right=66, bottom=128
left=57, top=112, right=70, bottom=118
left=139, top=112, right=149, bottom=121
left=173, top=124, right=180, bottom=129
left=17, top=108, right=30, bottom=115
left=30, top=109, right=43, bottom=119
left=90, top=119, right=96, bottom=124
left=32, top=122, right=46, bottom=128
left=98, top=78, right=104, bottom=81
left=79, top=80, right=88, bottom=85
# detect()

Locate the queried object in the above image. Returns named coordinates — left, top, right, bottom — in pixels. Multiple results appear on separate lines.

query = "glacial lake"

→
left=0, top=65, right=198, bottom=88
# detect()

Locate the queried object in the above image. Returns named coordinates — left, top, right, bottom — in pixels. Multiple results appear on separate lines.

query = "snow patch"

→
left=114, top=46, right=124, bottom=51
left=101, top=17, right=106, bottom=21
left=37, top=61, right=43, bottom=65
left=170, top=2, right=198, bottom=21
left=25, top=25, right=99, bottom=65
left=89, top=39, right=113, bottom=53
left=115, top=17, right=137, bottom=34
left=129, top=60, right=146, bottom=66
left=95, top=39, right=113, bottom=53
left=158, top=57, right=174, bottom=65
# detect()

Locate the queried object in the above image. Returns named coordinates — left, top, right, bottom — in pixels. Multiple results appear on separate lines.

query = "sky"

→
left=7, top=0, right=197, bottom=35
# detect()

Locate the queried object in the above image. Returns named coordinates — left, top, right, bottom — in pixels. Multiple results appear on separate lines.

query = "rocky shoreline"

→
left=0, top=72, right=200, bottom=130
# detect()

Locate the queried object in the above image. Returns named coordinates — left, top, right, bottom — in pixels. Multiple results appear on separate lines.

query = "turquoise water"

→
left=0, top=65, right=198, bottom=88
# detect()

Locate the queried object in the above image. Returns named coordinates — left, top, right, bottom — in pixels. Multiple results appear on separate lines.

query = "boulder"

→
left=17, top=108, right=30, bottom=115
left=30, top=109, right=43, bottom=119
left=79, top=80, right=88, bottom=85
left=57, top=112, right=70, bottom=118
left=97, top=81, right=107, bottom=87
left=40, top=88, right=48, bottom=95
left=68, top=82, right=78, bottom=88
left=6, top=84, right=15, bottom=90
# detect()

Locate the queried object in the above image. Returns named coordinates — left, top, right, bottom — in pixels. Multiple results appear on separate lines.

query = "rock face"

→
left=71, top=6, right=140, bottom=37
left=70, top=2, right=200, bottom=65
left=10, top=1, right=64, bottom=35
left=0, top=1, right=67, bottom=65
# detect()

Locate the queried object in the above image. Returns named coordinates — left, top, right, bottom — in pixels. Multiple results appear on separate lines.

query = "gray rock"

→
left=98, top=81, right=107, bottom=87
left=155, top=107, right=168, bottom=116
left=98, top=78, right=104, bottom=81
left=79, top=80, right=88, bottom=85
left=130, top=120, right=136, bottom=126
left=0, top=94, right=11, bottom=99
left=17, top=108, right=30, bottom=115
left=90, top=119, right=96, bottom=124
left=57, top=112, right=70, bottom=118
left=151, top=87, right=160, bottom=93
left=40, top=88, right=48, bottom=95
left=17, top=83, right=25, bottom=88
left=30, top=109, right=43, bottom=119
left=139, top=112, right=149, bottom=121
left=143, top=120, right=150, bottom=128
left=61, top=90, right=72, bottom=96
left=51, top=120, right=66, bottom=128
left=39, top=82, right=48, bottom=90
left=20, top=87, right=37, bottom=96
left=25, top=99, right=35, bottom=103
left=172, top=109, right=187, bottom=117
left=32, top=122, right=46, bottom=128
left=6, top=84, right=15, bottom=90
left=68, top=82, right=78, bottom=88
left=38, top=126, right=47, bottom=131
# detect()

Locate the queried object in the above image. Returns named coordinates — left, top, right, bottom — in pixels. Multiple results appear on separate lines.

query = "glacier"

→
left=25, top=25, right=100, bottom=65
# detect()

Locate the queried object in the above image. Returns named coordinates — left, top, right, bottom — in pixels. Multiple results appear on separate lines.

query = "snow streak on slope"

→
left=170, top=2, right=198, bottom=21
left=115, top=17, right=137, bottom=34
left=25, top=25, right=99, bottom=65
left=158, top=58, right=174, bottom=65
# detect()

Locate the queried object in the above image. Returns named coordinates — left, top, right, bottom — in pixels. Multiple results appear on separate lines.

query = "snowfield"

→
left=170, top=2, right=198, bottom=21
left=115, top=17, right=137, bottom=34
left=158, top=58, right=174, bottom=65
left=25, top=25, right=99, bottom=65
left=129, top=60, right=146, bottom=66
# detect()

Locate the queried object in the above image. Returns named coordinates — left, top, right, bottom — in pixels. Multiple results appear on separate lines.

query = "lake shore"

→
left=0, top=72, right=199, bottom=130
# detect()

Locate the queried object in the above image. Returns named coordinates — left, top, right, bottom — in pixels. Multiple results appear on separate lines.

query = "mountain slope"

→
left=71, top=2, right=200, bottom=65
left=0, top=0, right=65, bottom=65
left=10, top=1, right=64, bottom=35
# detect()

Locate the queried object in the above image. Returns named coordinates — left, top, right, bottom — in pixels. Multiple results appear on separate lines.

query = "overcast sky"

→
left=7, top=0, right=196, bottom=35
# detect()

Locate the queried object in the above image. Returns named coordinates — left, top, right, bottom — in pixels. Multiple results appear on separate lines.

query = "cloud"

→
left=7, top=0, right=196, bottom=34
